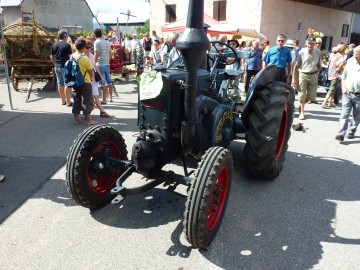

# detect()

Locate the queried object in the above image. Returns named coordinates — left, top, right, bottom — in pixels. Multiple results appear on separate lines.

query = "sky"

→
left=86, top=0, right=150, bottom=25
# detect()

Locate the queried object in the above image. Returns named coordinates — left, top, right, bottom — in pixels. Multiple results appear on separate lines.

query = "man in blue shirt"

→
left=244, top=39, right=262, bottom=93
left=262, top=34, right=292, bottom=84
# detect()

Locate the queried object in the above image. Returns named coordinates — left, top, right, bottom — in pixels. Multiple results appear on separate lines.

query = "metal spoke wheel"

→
left=66, top=125, right=128, bottom=210
left=183, top=146, right=233, bottom=249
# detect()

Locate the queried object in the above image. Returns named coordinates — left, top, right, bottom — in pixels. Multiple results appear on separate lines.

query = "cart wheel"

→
left=184, top=146, right=233, bottom=249
left=11, top=66, right=19, bottom=91
left=66, top=125, right=128, bottom=210
left=244, top=82, right=294, bottom=179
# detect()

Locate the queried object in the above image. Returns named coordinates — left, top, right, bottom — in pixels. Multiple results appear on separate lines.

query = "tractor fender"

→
left=241, top=65, right=281, bottom=127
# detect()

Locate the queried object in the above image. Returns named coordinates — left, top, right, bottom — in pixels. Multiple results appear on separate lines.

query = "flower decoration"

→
left=307, top=28, right=324, bottom=38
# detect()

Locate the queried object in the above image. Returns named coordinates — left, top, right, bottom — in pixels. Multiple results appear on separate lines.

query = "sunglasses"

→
left=85, top=46, right=92, bottom=49
left=277, top=40, right=285, bottom=43
left=230, top=43, right=236, bottom=45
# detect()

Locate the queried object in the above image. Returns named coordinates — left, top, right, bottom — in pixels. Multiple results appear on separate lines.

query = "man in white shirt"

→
left=146, top=39, right=162, bottom=67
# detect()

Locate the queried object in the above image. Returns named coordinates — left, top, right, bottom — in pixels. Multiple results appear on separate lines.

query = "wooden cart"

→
left=3, top=10, right=57, bottom=100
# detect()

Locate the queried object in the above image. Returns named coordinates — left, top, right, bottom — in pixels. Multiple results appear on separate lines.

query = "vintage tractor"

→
left=66, top=0, right=294, bottom=249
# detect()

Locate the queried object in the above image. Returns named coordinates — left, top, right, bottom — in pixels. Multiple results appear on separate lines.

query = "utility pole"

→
left=119, top=10, right=137, bottom=36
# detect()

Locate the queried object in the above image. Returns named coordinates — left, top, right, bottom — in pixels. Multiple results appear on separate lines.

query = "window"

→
left=165, top=4, right=176, bottom=23
left=213, top=1, right=227, bottom=21
left=341, top=24, right=349, bottom=37
left=297, top=22, right=302, bottom=31
left=322, top=36, right=333, bottom=51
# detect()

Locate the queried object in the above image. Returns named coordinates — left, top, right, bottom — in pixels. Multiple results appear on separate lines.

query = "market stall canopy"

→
left=161, top=14, right=221, bottom=32
left=207, top=23, right=266, bottom=39
left=161, top=15, right=265, bottom=39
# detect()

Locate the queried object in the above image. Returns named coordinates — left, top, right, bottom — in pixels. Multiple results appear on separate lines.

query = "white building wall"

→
left=151, top=0, right=355, bottom=46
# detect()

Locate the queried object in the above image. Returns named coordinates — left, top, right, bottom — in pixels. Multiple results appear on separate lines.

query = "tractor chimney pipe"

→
left=176, top=0, right=210, bottom=154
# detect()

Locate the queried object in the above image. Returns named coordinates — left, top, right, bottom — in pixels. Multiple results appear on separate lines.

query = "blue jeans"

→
left=337, top=93, right=360, bottom=136
left=98, top=65, right=112, bottom=86
left=55, top=67, right=66, bottom=86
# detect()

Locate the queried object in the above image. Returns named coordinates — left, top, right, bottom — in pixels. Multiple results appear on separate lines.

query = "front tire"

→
left=184, top=147, right=233, bottom=249
left=244, top=82, right=294, bottom=179
left=66, top=125, right=128, bottom=210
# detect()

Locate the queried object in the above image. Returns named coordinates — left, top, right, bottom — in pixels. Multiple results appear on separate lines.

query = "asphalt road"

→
left=0, top=77, right=359, bottom=270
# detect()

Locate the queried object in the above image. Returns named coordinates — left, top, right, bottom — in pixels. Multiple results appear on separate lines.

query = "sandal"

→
left=100, top=111, right=112, bottom=118
left=330, top=103, right=336, bottom=107
left=321, top=104, right=330, bottom=109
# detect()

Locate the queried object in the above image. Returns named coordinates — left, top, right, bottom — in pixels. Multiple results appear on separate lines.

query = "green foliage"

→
left=136, top=19, right=150, bottom=35
left=27, top=19, right=44, bottom=28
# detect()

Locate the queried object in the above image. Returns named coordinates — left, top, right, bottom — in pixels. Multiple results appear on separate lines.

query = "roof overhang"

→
left=288, top=0, right=360, bottom=14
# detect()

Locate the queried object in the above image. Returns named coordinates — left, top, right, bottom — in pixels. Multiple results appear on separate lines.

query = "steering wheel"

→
left=208, top=41, right=238, bottom=66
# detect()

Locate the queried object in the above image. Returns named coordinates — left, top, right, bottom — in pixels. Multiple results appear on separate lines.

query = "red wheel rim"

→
left=207, top=167, right=229, bottom=231
left=275, top=106, right=288, bottom=160
left=86, top=141, right=121, bottom=194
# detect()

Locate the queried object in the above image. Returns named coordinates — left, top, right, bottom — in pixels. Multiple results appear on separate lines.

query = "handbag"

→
left=94, top=70, right=101, bottom=82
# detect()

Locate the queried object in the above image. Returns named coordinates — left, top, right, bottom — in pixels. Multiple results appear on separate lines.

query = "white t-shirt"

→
left=149, top=48, right=162, bottom=65
left=94, top=38, right=110, bottom=66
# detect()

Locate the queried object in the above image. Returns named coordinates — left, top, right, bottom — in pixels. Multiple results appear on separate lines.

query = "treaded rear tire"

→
left=66, top=125, right=128, bottom=210
left=184, top=146, right=233, bottom=249
left=244, top=82, right=294, bottom=179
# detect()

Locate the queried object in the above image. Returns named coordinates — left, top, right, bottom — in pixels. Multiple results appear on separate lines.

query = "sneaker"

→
left=346, top=133, right=355, bottom=139
left=335, top=135, right=344, bottom=142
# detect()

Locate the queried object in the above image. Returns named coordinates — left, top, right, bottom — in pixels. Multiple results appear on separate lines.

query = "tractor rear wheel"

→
left=184, top=147, right=233, bottom=249
left=244, top=82, right=294, bottom=179
left=66, top=125, right=128, bottom=210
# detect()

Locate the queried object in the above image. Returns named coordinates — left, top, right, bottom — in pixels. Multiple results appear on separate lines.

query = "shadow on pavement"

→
left=198, top=141, right=360, bottom=269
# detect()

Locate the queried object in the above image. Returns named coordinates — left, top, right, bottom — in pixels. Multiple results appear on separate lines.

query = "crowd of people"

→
left=49, top=28, right=359, bottom=142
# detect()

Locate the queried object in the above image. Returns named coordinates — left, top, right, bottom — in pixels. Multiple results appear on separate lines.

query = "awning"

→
left=161, top=15, right=265, bottom=39
left=208, top=23, right=266, bottom=39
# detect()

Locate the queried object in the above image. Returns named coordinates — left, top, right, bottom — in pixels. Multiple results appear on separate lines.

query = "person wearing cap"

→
left=292, top=36, right=322, bottom=120
left=262, top=34, right=292, bottom=83
left=335, top=45, right=360, bottom=141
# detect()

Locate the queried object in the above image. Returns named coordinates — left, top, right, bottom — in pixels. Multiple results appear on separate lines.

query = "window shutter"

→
left=166, top=5, right=176, bottom=23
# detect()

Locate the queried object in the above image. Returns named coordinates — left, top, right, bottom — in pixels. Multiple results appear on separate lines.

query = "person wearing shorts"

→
left=50, top=30, right=73, bottom=106
left=292, top=36, right=322, bottom=120
left=94, top=28, right=113, bottom=103
left=84, top=39, right=111, bottom=118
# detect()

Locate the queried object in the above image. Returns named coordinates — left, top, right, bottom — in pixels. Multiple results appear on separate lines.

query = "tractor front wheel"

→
left=184, top=147, right=233, bottom=249
left=66, top=125, right=128, bottom=210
